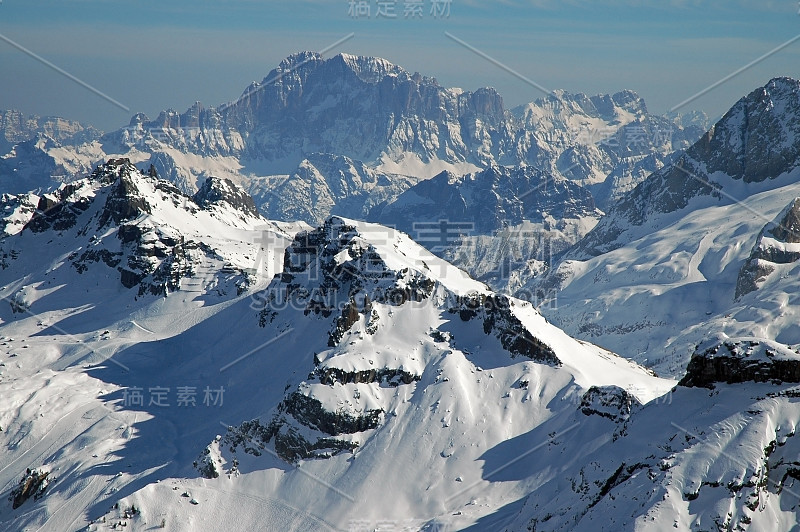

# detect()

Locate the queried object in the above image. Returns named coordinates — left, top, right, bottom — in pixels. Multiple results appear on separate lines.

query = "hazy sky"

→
left=1, top=0, right=798, bottom=131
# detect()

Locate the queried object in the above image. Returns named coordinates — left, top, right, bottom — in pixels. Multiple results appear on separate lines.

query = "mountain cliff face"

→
left=570, top=77, right=800, bottom=259
left=524, top=77, right=800, bottom=379
left=0, top=110, right=101, bottom=155
left=735, top=197, right=800, bottom=298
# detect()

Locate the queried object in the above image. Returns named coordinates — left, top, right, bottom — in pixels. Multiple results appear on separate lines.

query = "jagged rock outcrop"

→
left=736, top=197, right=800, bottom=298
left=580, top=385, right=642, bottom=422
left=9, top=468, right=50, bottom=509
left=448, top=293, right=560, bottom=365
left=679, top=339, right=800, bottom=388
left=3, top=158, right=272, bottom=300
left=193, top=175, right=260, bottom=219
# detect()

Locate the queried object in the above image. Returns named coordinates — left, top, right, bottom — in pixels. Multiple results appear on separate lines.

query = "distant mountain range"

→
left=0, top=52, right=708, bottom=290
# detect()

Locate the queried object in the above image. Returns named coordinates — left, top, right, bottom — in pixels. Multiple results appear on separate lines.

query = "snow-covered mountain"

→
left=525, top=77, right=800, bottom=377
left=0, top=110, right=103, bottom=195
left=5, top=158, right=800, bottom=530
left=368, top=164, right=602, bottom=288
left=255, top=153, right=419, bottom=226
left=0, top=110, right=101, bottom=155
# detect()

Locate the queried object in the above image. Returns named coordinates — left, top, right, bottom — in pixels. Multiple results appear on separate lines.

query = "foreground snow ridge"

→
left=2, top=157, right=800, bottom=531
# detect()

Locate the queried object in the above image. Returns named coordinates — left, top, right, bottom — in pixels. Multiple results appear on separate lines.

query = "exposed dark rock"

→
left=328, top=296, right=368, bottom=346
left=193, top=446, right=220, bottom=479
left=9, top=468, right=50, bottom=509
left=680, top=339, right=800, bottom=387
left=72, top=249, right=123, bottom=273
left=281, top=392, right=382, bottom=436
left=449, top=293, right=560, bottom=365
left=263, top=217, right=434, bottom=325
left=97, top=163, right=152, bottom=227
left=580, top=385, right=641, bottom=422
left=23, top=183, right=92, bottom=234
left=193, top=176, right=260, bottom=219
left=736, top=198, right=800, bottom=298
left=223, top=396, right=371, bottom=463
left=311, top=365, right=420, bottom=387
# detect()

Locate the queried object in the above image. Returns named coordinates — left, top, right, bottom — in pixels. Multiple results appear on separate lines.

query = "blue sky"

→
left=1, top=0, right=798, bottom=130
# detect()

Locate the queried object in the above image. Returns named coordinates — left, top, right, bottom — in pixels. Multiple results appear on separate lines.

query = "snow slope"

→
left=526, top=78, right=800, bottom=378
left=0, top=163, right=680, bottom=531
left=3, top=157, right=800, bottom=531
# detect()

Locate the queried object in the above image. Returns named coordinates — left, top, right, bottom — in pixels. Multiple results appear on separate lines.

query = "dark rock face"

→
left=259, top=217, right=435, bottom=328
left=580, top=385, right=641, bottom=422
left=222, top=391, right=381, bottom=463
left=281, top=392, right=382, bottom=436
left=449, top=293, right=560, bottom=365
left=71, top=249, right=123, bottom=274
left=328, top=296, right=369, bottom=346
left=10, top=468, right=50, bottom=509
left=223, top=417, right=359, bottom=464
left=735, top=260, right=775, bottom=299
left=120, top=236, right=195, bottom=296
left=23, top=181, right=94, bottom=234
left=736, top=198, right=800, bottom=298
left=193, top=444, right=220, bottom=479
left=310, top=365, right=420, bottom=387
left=679, top=340, right=800, bottom=388
left=96, top=159, right=153, bottom=227
left=193, top=176, right=260, bottom=219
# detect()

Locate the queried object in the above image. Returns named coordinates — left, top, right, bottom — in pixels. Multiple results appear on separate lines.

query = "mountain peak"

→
left=269, top=51, right=324, bottom=78
left=193, top=176, right=261, bottom=220
left=330, top=52, right=405, bottom=82
left=764, top=76, right=800, bottom=94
